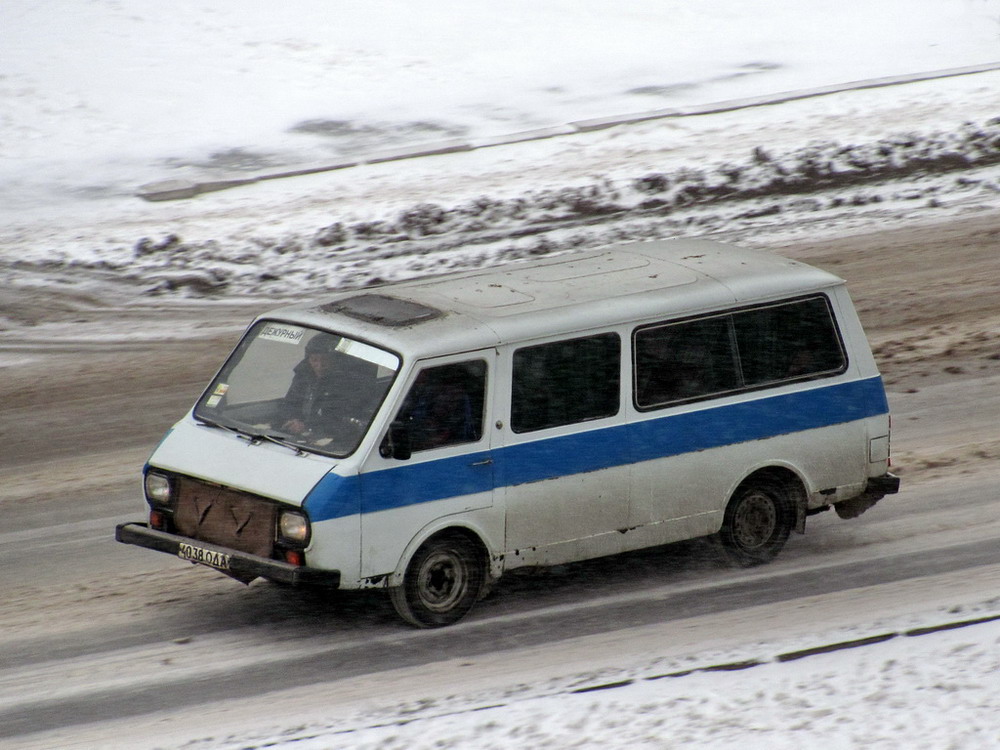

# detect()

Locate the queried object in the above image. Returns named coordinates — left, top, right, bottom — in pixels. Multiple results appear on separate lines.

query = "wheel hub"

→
left=418, top=550, right=466, bottom=612
left=733, top=491, right=778, bottom=550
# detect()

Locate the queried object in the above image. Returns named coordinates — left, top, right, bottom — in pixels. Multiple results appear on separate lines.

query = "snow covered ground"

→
left=4, top=2, right=1000, bottom=748
left=37, top=572, right=997, bottom=750
left=254, top=610, right=1000, bottom=750
left=5, top=0, right=998, bottom=209
left=4, top=0, right=1000, bottom=305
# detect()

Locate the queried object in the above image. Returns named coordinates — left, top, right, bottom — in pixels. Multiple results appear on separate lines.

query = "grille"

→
left=172, top=477, right=277, bottom=558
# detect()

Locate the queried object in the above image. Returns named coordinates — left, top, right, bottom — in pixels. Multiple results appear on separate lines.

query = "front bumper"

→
left=115, top=522, right=340, bottom=588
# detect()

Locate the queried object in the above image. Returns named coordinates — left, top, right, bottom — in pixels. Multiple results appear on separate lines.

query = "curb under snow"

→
left=311, top=612, right=1000, bottom=745
left=137, top=61, right=1000, bottom=202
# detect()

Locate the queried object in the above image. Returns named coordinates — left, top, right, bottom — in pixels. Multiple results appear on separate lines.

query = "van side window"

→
left=512, top=333, right=620, bottom=433
left=733, top=296, right=846, bottom=385
left=634, top=295, right=847, bottom=410
left=635, top=316, right=740, bottom=408
left=395, top=360, right=487, bottom=452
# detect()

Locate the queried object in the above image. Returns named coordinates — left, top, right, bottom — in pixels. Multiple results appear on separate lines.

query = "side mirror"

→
left=380, top=420, right=412, bottom=461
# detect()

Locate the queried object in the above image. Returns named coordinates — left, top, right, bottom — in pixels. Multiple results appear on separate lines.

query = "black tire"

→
left=719, top=480, right=793, bottom=566
left=389, top=533, right=484, bottom=628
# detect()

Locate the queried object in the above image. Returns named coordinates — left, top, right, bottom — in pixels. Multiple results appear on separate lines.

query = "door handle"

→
left=471, top=458, right=493, bottom=466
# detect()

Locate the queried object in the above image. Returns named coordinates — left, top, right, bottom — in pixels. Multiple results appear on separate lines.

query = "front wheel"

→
left=719, top=480, right=793, bottom=566
left=390, top=533, right=484, bottom=628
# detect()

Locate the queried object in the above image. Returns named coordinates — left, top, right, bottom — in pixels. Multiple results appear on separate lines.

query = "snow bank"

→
left=7, top=113, right=1000, bottom=302
left=194, top=604, right=1000, bottom=750
left=3, top=0, right=1000, bottom=305
left=327, top=620, right=1000, bottom=750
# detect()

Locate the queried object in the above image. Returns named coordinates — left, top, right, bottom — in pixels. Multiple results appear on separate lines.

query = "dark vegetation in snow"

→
left=41, top=117, right=1000, bottom=297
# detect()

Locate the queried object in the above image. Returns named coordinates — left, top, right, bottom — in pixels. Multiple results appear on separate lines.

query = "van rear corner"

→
left=834, top=471, right=900, bottom=519
left=831, top=372, right=900, bottom=518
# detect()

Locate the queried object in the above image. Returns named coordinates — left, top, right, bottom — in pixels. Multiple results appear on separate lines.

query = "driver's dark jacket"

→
left=281, top=359, right=336, bottom=431
left=280, top=356, right=380, bottom=434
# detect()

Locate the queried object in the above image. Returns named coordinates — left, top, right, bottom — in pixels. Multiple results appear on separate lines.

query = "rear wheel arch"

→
left=736, top=465, right=809, bottom=527
left=719, top=467, right=804, bottom=566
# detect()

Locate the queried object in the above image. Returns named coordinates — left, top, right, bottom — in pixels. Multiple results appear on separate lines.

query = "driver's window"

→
left=394, top=360, right=487, bottom=453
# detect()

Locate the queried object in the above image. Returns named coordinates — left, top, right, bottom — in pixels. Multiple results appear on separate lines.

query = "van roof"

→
left=266, top=239, right=844, bottom=359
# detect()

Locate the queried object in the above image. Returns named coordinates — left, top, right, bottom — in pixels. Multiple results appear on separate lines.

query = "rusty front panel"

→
left=173, top=477, right=277, bottom=558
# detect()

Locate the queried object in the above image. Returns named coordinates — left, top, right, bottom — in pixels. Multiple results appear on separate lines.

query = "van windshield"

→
left=194, top=321, right=400, bottom=458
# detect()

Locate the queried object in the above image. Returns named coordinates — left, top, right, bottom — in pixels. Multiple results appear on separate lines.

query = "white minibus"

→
left=117, top=239, right=899, bottom=627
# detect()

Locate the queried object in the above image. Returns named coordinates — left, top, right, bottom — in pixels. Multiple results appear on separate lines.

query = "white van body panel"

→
left=302, top=514, right=363, bottom=584
left=148, top=417, right=335, bottom=505
left=362, top=504, right=506, bottom=587
left=626, top=420, right=865, bottom=533
left=358, top=470, right=495, bottom=580
left=501, top=427, right=631, bottom=567
left=274, top=240, right=826, bottom=361
left=488, top=323, right=631, bottom=567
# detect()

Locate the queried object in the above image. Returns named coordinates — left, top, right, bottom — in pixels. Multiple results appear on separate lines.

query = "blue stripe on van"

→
left=304, top=450, right=497, bottom=521
left=304, top=471, right=361, bottom=520
left=498, top=424, right=633, bottom=486
left=362, top=450, right=495, bottom=514
left=304, top=376, right=888, bottom=523
left=629, top=377, right=888, bottom=463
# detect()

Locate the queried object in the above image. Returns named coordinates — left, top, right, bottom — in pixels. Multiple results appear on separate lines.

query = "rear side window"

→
left=733, top=297, right=846, bottom=386
left=634, top=295, right=846, bottom=410
left=512, top=333, right=620, bottom=433
left=635, top=315, right=740, bottom=406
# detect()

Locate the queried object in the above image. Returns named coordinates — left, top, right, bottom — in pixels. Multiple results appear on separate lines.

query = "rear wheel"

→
left=390, top=533, right=484, bottom=628
left=719, top=480, right=793, bottom=566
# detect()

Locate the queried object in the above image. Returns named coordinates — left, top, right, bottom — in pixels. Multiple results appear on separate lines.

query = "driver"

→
left=280, top=335, right=337, bottom=435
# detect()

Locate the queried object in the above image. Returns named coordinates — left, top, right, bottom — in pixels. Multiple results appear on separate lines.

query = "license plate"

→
left=178, top=541, right=232, bottom=571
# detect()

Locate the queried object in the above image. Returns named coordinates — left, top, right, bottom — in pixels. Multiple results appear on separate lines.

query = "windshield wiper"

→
left=247, top=431, right=306, bottom=456
left=195, top=416, right=242, bottom=434
left=196, top=417, right=305, bottom=456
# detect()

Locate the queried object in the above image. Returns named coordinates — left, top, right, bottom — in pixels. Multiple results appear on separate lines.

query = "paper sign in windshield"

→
left=259, top=323, right=304, bottom=344
left=205, top=383, right=228, bottom=408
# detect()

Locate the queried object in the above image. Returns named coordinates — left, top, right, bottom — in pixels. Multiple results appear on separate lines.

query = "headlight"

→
left=144, top=472, right=172, bottom=505
left=278, top=511, right=310, bottom=544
